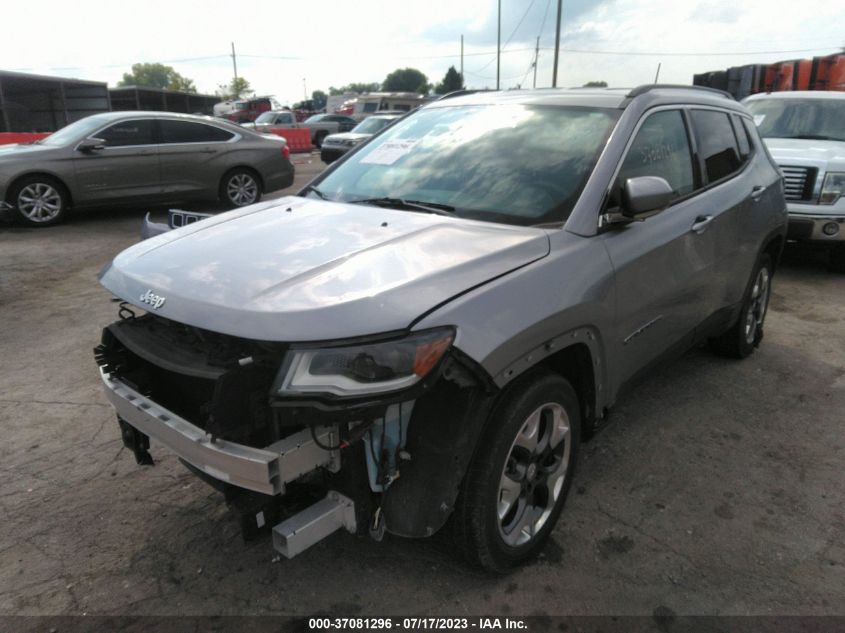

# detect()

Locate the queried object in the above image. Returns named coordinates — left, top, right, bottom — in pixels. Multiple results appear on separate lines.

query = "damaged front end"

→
left=95, top=306, right=494, bottom=557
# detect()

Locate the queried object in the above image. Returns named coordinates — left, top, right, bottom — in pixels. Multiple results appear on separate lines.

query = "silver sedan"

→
left=0, top=111, right=295, bottom=226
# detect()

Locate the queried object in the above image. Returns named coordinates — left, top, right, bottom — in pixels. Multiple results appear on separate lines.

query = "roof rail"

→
left=627, top=84, right=734, bottom=100
left=435, top=89, right=487, bottom=101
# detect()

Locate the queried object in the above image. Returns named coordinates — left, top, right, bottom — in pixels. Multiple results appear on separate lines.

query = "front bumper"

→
left=787, top=212, right=845, bottom=243
left=99, top=367, right=339, bottom=495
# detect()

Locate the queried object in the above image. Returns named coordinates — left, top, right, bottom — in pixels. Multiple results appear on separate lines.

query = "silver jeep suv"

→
left=95, top=86, right=786, bottom=572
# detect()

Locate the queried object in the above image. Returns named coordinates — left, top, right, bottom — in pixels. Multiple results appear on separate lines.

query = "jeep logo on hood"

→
left=139, top=289, right=166, bottom=310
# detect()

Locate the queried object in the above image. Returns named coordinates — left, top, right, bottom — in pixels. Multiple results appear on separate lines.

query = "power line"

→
left=478, top=0, right=538, bottom=74
left=542, top=45, right=841, bottom=57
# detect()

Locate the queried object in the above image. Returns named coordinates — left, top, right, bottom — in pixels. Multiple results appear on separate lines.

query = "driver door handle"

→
left=691, top=215, right=714, bottom=234
left=751, top=185, right=767, bottom=201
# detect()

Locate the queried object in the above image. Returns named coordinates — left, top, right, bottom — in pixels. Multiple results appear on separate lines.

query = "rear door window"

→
left=97, top=119, right=156, bottom=147
left=160, top=120, right=234, bottom=143
left=616, top=110, right=695, bottom=203
left=689, top=110, right=743, bottom=183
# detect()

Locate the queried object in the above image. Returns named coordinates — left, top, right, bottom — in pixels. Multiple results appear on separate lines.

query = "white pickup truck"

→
left=242, top=111, right=357, bottom=147
left=744, top=91, right=845, bottom=271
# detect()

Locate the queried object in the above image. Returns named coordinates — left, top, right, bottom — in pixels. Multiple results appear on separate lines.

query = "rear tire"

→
left=314, top=131, right=327, bottom=148
left=9, top=175, right=69, bottom=226
left=448, top=370, right=581, bottom=573
left=710, top=254, right=772, bottom=359
left=220, top=168, right=262, bottom=208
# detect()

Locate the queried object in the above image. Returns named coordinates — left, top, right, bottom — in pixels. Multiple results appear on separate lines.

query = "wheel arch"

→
left=6, top=171, right=74, bottom=208
left=539, top=341, right=599, bottom=437
left=220, top=165, right=264, bottom=192
left=762, top=231, right=785, bottom=275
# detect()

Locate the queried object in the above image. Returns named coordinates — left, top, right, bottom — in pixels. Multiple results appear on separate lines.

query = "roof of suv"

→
left=426, top=84, right=740, bottom=112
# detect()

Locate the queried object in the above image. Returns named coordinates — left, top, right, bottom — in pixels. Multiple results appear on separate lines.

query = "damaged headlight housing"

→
left=275, top=327, right=455, bottom=398
left=819, top=172, right=845, bottom=205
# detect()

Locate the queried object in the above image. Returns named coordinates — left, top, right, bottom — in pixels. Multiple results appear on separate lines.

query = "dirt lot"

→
left=1, top=153, right=843, bottom=617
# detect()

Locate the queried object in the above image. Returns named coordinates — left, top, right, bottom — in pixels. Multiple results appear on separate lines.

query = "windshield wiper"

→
left=348, top=197, right=455, bottom=216
left=301, top=184, right=329, bottom=200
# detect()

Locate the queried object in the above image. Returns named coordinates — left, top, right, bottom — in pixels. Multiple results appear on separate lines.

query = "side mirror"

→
left=76, top=138, right=106, bottom=154
left=621, top=176, right=674, bottom=219
left=76, top=138, right=105, bottom=153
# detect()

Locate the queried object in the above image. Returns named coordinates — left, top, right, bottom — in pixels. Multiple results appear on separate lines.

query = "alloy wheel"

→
left=744, top=266, right=770, bottom=345
left=17, top=183, right=63, bottom=223
left=497, top=402, right=571, bottom=547
left=226, top=173, right=258, bottom=206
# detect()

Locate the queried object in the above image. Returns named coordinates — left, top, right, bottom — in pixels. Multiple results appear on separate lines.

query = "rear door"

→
left=601, top=108, right=718, bottom=388
left=157, top=119, right=237, bottom=198
left=686, top=108, right=759, bottom=330
left=73, top=118, right=160, bottom=203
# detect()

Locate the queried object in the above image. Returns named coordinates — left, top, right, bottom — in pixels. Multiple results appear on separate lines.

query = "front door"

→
left=73, top=118, right=160, bottom=204
left=601, top=108, right=719, bottom=390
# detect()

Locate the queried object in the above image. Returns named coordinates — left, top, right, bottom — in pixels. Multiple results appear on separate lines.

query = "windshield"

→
left=312, top=104, right=619, bottom=226
left=36, top=115, right=114, bottom=146
left=353, top=117, right=397, bottom=134
left=745, top=98, right=845, bottom=141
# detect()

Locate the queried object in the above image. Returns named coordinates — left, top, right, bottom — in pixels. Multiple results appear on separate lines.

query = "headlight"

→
left=341, top=138, right=361, bottom=147
left=275, top=328, right=455, bottom=398
left=820, top=172, right=845, bottom=205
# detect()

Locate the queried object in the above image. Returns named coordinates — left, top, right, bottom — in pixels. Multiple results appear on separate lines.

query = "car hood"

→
left=99, top=196, right=550, bottom=341
left=0, top=142, right=59, bottom=159
left=324, top=132, right=371, bottom=143
left=763, top=138, right=845, bottom=170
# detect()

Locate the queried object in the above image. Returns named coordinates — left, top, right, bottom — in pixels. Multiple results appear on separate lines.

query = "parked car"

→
left=0, top=111, right=295, bottom=226
left=743, top=91, right=845, bottom=271
left=95, top=86, right=786, bottom=572
left=214, top=97, right=280, bottom=124
left=301, top=114, right=358, bottom=147
left=336, top=92, right=429, bottom=121
left=320, top=113, right=402, bottom=163
left=240, top=110, right=300, bottom=132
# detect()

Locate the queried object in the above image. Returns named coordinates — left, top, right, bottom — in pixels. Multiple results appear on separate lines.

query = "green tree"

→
left=583, top=80, right=608, bottom=87
left=435, top=66, right=465, bottom=94
left=118, top=63, right=197, bottom=93
left=382, top=68, right=429, bottom=94
left=311, top=90, right=328, bottom=109
left=328, top=82, right=381, bottom=96
left=217, top=77, right=253, bottom=99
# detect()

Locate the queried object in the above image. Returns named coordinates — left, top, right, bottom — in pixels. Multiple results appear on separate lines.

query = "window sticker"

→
left=753, top=114, right=765, bottom=126
left=360, top=139, right=419, bottom=165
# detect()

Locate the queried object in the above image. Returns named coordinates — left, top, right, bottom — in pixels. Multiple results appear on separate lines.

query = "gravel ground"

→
left=1, top=153, right=843, bottom=617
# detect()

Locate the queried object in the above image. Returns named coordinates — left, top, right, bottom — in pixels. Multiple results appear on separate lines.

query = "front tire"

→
left=710, top=254, right=772, bottom=358
left=220, top=168, right=262, bottom=208
left=449, top=370, right=581, bottom=572
left=9, top=176, right=69, bottom=226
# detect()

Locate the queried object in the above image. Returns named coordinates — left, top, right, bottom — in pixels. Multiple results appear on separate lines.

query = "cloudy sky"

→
left=2, top=0, right=843, bottom=105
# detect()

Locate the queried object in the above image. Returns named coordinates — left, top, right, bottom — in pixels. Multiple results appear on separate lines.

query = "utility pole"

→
left=552, top=0, right=562, bottom=87
left=460, top=35, right=464, bottom=86
left=231, top=42, right=238, bottom=81
left=496, top=0, right=501, bottom=90
left=533, top=36, right=540, bottom=88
